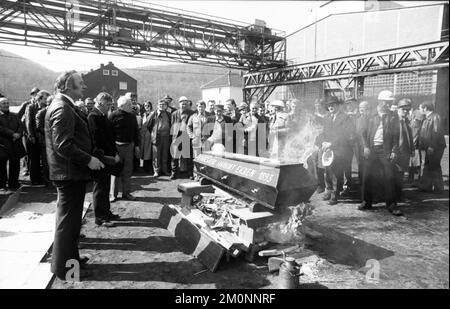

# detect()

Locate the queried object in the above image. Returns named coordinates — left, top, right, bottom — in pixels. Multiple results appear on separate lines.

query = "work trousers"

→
left=361, top=146, right=396, bottom=205
left=419, top=148, right=445, bottom=192
left=354, top=143, right=364, bottom=184
left=343, top=145, right=354, bottom=189
left=111, top=142, right=134, bottom=198
left=29, top=141, right=42, bottom=183
left=171, top=138, right=193, bottom=176
left=51, top=180, right=87, bottom=279
left=92, top=172, right=111, bottom=220
left=306, top=151, right=325, bottom=190
left=22, top=136, right=30, bottom=173
left=0, top=159, right=20, bottom=188
left=39, top=142, right=49, bottom=185
left=152, top=136, right=170, bottom=175
left=325, top=157, right=345, bottom=197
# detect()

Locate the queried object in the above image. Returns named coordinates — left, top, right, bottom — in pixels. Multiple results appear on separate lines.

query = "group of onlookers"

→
left=308, top=90, right=446, bottom=216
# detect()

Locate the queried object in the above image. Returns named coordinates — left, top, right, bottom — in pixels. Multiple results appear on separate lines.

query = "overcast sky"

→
left=0, top=0, right=316, bottom=72
left=0, top=0, right=440, bottom=72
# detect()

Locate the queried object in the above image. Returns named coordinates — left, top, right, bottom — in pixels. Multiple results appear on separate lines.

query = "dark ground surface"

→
left=2, top=147, right=447, bottom=289
left=50, top=160, right=448, bottom=289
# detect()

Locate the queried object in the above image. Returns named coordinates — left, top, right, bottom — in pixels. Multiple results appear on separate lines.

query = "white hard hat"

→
left=270, top=100, right=285, bottom=108
left=322, top=149, right=334, bottom=167
left=178, top=96, right=188, bottom=102
left=211, top=143, right=226, bottom=154
left=378, top=90, right=395, bottom=101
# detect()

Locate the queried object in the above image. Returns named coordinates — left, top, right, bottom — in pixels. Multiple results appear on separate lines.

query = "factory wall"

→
left=202, top=86, right=243, bottom=104
left=286, top=4, right=445, bottom=64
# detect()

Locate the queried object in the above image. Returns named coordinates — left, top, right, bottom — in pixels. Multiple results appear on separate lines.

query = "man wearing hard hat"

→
left=377, top=90, right=396, bottom=110
left=359, top=94, right=402, bottom=216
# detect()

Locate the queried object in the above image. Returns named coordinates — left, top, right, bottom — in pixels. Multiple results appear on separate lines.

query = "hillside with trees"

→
left=0, top=48, right=242, bottom=105
left=123, top=65, right=241, bottom=104
left=0, top=49, right=58, bottom=105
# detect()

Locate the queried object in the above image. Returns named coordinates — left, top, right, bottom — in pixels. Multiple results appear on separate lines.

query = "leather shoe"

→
left=153, top=172, right=160, bottom=178
left=358, top=201, right=373, bottom=210
left=95, top=218, right=114, bottom=227
left=328, top=199, right=338, bottom=205
left=322, top=191, right=332, bottom=201
left=122, top=193, right=136, bottom=201
left=107, top=212, right=120, bottom=220
left=170, top=173, right=177, bottom=180
left=315, top=186, right=325, bottom=194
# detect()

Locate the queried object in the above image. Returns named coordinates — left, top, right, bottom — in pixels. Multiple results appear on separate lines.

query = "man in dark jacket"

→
left=417, top=101, right=446, bottom=193
left=359, top=100, right=401, bottom=215
left=88, top=92, right=121, bottom=226
left=147, top=99, right=172, bottom=177
left=321, top=96, right=355, bottom=205
left=35, top=92, right=52, bottom=187
left=109, top=96, right=140, bottom=201
left=18, top=87, right=40, bottom=177
left=355, top=101, right=371, bottom=184
left=170, top=96, right=194, bottom=180
left=206, top=104, right=233, bottom=151
left=45, top=71, right=104, bottom=281
left=25, top=90, right=50, bottom=185
left=0, top=97, right=25, bottom=190
left=392, top=98, right=414, bottom=204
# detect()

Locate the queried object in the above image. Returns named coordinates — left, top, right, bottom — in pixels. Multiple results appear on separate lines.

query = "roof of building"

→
left=84, top=61, right=136, bottom=82
left=201, top=72, right=243, bottom=89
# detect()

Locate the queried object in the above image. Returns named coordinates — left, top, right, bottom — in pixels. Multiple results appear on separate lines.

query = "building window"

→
left=112, top=70, right=118, bottom=76
left=218, top=87, right=221, bottom=94
left=119, top=81, right=127, bottom=90
left=103, top=70, right=109, bottom=76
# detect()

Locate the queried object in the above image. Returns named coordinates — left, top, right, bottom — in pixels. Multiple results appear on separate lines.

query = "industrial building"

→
left=201, top=72, right=243, bottom=104
left=266, top=1, right=448, bottom=130
left=82, top=62, right=137, bottom=103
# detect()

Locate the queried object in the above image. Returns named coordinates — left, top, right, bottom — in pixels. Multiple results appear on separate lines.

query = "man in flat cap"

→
left=206, top=103, right=233, bottom=151
left=170, top=96, right=194, bottom=180
left=321, top=96, right=355, bottom=205
left=163, top=95, right=177, bottom=114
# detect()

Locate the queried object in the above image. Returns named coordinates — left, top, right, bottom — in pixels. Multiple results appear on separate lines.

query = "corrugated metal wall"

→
left=287, top=4, right=444, bottom=63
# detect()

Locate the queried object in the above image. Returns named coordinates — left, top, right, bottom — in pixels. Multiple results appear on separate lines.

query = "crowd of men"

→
left=308, top=90, right=446, bottom=217
left=0, top=70, right=446, bottom=281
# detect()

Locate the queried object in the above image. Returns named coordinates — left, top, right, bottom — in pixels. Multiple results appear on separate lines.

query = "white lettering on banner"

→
left=235, top=166, right=256, bottom=178
left=196, top=156, right=278, bottom=185
left=258, top=172, right=275, bottom=184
